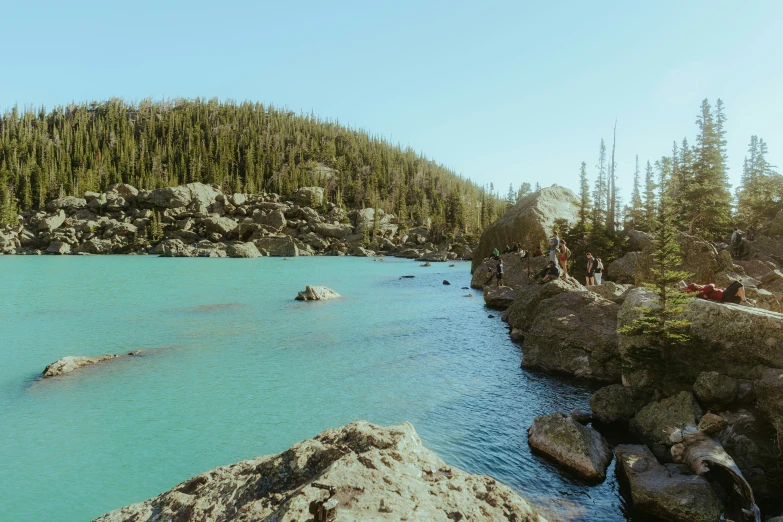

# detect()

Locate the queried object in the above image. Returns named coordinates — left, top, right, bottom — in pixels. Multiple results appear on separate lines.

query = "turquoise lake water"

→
left=0, top=256, right=632, bottom=521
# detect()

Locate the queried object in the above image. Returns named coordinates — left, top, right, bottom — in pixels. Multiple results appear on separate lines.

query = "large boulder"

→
left=351, top=208, right=397, bottom=236
left=527, top=412, right=611, bottom=480
left=625, top=229, right=654, bottom=252
left=73, top=238, right=113, bottom=255
left=46, top=196, right=87, bottom=212
left=505, top=278, right=621, bottom=381
left=42, top=354, right=120, bottom=377
left=614, top=444, right=723, bottom=522
left=692, top=371, right=738, bottom=409
left=293, top=186, right=324, bottom=208
left=94, top=421, right=543, bottom=522
left=311, top=222, right=352, bottom=239
left=606, top=252, right=641, bottom=284
left=45, top=241, right=71, bottom=255
left=138, top=182, right=221, bottom=210
left=254, top=210, right=287, bottom=230
left=203, top=216, right=238, bottom=237
left=483, top=286, right=518, bottom=310
left=226, top=242, right=261, bottom=259
left=254, top=236, right=299, bottom=257
left=295, top=286, right=341, bottom=301
left=635, top=232, right=732, bottom=285
left=149, top=238, right=193, bottom=257
left=473, top=185, right=580, bottom=272
left=759, top=209, right=783, bottom=238
left=38, top=210, right=66, bottom=232
left=618, top=288, right=783, bottom=389
left=589, top=384, right=639, bottom=424
left=630, top=392, right=697, bottom=451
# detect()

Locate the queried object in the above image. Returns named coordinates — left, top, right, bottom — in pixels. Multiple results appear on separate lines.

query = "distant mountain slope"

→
left=0, top=98, right=504, bottom=232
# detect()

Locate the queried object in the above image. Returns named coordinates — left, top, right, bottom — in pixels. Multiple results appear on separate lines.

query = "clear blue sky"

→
left=2, top=0, right=781, bottom=203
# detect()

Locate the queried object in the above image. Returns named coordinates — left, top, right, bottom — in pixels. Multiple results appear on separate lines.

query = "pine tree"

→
left=535, top=182, right=541, bottom=192
left=682, top=99, right=733, bottom=239
left=737, top=135, right=782, bottom=226
left=607, top=122, right=618, bottom=232
left=642, top=160, right=657, bottom=232
left=517, top=182, right=531, bottom=201
left=506, top=183, right=516, bottom=211
left=618, top=164, right=691, bottom=380
left=592, top=139, right=608, bottom=230
left=577, top=161, right=591, bottom=228
left=630, top=155, right=643, bottom=229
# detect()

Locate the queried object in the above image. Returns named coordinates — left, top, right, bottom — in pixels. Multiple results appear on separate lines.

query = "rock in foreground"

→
left=295, top=285, right=342, bottom=301
left=94, top=421, right=544, bottom=522
left=42, top=354, right=121, bottom=377
left=615, top=444, right=723, bottom=522
left=528, top=412, right=612, bottom=480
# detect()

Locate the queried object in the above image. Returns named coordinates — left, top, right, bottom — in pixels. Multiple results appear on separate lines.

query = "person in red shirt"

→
left=680, top=281, right=755, bottom=306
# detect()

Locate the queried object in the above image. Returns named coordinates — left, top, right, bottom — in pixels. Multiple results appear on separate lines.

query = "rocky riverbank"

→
left=94, top=421, right=546, bottom=522
left=471, top=187, right=783, bottom=520
left=0, top=182, right=476, bottom=261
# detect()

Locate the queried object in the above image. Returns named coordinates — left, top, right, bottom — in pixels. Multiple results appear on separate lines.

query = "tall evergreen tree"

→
left=506, top=183, right=516, bottom=211
left=577, top=161, right=591, bottom=229
left=618, top=161, right=691, bottom=382
left=642, top=160, right=657, bottom=232
left=682, top=99, right=733, bottom=239
left=630, top=155, right=643, bottom=229
left=737, top=135, right=782, bottom=226
left=607, top=122, right=618, bottom=232
left=592, top=139, right=608, bottom=230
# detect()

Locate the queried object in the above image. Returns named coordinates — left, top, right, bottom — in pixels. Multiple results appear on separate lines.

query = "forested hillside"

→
left=0, top=98, right=505, bottom=231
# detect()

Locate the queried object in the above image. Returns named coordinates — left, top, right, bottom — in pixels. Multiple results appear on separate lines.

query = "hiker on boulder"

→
left=679, top=280, right=756, bottom=306
left=731, top=227, right=743, bottom=258
left=548, top=231, right=560, bottom=264
left=585, top=251, right=597, bottom=286
left=534, top=261, right=561, bottom=284
left=558, top=240, right=570, bottom=279
left=594, top=255, right=604, bottom=285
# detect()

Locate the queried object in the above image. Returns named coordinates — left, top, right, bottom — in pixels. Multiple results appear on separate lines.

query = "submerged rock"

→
left=42, top=354, right=120, bottom=377
left=94, top=421, right=544, bottom=522
left=615, top=444, right=723, bottom=522
left=528, top=412, right=612, bottom=480
left=295, top=286, right=341, bottom=301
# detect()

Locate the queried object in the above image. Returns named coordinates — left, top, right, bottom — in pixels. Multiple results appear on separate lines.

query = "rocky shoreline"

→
left=473, top=186, right=783, bottom=521
left=0, top=182, right=476, bottom=261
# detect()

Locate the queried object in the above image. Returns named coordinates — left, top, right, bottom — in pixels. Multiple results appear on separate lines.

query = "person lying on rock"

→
left=534, top=261, right=561, bottom=284
left=679, top=280, right=756, bottom=306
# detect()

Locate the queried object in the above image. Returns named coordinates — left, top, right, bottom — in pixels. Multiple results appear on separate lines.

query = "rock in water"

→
left=472, top=185, right=580, bottom=272
left=589, top=384, right=638, bottom=424
left=42, top=355, right=120, bottom=377
left=615, top=444, right=723, bottom=522
left=442, top=280, right=450, bottom=285
left=93, top=421, right=543, bottom=522
left=527, top=412, right=611, bottom=480
left=295, top=286, right=341, bottom=301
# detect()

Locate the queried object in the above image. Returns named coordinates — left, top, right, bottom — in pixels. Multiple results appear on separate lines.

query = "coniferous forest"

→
left=0, top=98, right=506, bottom=232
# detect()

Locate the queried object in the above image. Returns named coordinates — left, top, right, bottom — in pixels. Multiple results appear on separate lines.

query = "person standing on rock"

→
left=594, top=256, right=604, bottom=285
left=495, top=260, right=504, bottom=286
left=731, top=227, right=743, bottom=258
left=548, top=231, right=560, bottom=264
left=585, top=252, right=596, bottom=286
left=558, top=241, right=569, bottom=279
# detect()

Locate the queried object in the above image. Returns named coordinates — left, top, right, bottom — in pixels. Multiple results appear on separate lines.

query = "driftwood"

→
left=674, top=425, right=760, bottom=522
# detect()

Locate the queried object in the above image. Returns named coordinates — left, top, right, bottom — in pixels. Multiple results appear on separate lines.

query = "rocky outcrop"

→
left=606, top=252, right=641, bottom=284
left=473, top=185, right=580, bottom=272
left=618, top=288, right=783, bottom=389
left=615, top=444, right=723, bottom=522
left=505, top=278, right=621, bottom=381
left=42, top=354, right=121, bottom=377
left=94, top=421, right=544, bottom=522
left=634, top=232, right=732, bottom=285
left=295, top=286, right=341, bottom=301
left=294, top=186, right=324, bottom=207
left=254, top=236, right=299, bottom=257
left=527, top=412, right=611, bottom=480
